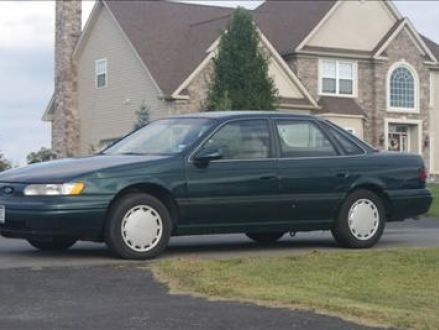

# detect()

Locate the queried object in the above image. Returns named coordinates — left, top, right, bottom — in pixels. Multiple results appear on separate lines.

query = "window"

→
left=202, top=120, right=270, bottom=160
left=328, top=127, right=363, bottom=155
left=276, top=121, right=337, bottom=158
left=389, top=66, right=415, bottom=109
left=95, top=58, right=107, bottom=88
left=320, top=60, right=356, bottom=96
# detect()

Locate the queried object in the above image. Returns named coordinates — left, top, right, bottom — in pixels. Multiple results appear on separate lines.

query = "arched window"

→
left=389, top=66, right=415, bottom=109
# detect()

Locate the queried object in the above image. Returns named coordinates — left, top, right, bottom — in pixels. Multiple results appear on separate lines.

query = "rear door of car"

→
left=274, top=118, right=350, bottom=224
left=183, top=118, right=279, bottom=227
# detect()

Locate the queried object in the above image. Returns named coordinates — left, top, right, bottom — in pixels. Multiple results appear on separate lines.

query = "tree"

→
left=0, top=152, right=11, bottom=172
left=134, top=103, right=151, bottom=130
left=206, top=7, right=278, bottom=111
left=26, top=147, right=57, bottom=164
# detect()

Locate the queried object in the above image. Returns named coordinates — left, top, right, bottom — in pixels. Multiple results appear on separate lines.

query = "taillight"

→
left=418, top=167, right=428, bottom=184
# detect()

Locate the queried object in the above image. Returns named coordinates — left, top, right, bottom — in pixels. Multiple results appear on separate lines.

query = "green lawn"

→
left=152, top=248, right=439, bottom=330
left=428, top=184, right=439, bottom=217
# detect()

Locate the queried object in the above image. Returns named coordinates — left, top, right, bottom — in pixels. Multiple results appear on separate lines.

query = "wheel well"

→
left=107, top=183, right=180, bottom=226
left=348, top=184, right=393, bottom=219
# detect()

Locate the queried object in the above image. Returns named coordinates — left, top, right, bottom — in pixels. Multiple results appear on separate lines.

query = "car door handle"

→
left=336, top=172, right=349, bottom=179
left=259, top=175, right=277, bottom=181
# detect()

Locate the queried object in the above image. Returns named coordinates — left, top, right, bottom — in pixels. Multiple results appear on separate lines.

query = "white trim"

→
left=317, top=113, right=365, bottom=120
left=171, top=48, right=217, bottom=100
left=318, top=58, right=358, bottom=98
left=95, top=58, right=108, bottom=89
left=384, top=118, right=423, bottom=154
left=386, top=61, right=420, bottom=113
left=72, top=1, right=102, bottom=59
left=430, top=72, right=434, bottom=108
left=42, top=93, right=55, bottom=121
left=296, top=0, right=402, bottom=53
left=257, top=29, right=319, bottom=108
left=373, top=18, right=437, bottom=63
left=295, top=1, right=341, bottom=52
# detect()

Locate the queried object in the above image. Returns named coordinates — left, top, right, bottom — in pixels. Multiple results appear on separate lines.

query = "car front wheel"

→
left=27, top=237, right=77, bottom=251
left=246, top=232, right=284, bottom=243
left=105, top=193, right=172, bottom=259
left=331, top=189, right=385, bottom=248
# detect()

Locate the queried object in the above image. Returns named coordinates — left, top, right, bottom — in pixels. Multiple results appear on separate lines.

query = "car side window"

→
left=202, top=120, right=271, bottom=160
left=327, top=127, right=364, bottom=155
left=276, top=120, right=337, bottom=158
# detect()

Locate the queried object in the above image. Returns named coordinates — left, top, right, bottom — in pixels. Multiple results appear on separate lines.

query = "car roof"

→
left=169, top=111, right=317, bottom=121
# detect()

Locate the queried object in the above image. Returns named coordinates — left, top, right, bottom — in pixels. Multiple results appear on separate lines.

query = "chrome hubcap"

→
left=348, top=199, right=380, bottom=241
left=121, top=205, right=163, bottom=252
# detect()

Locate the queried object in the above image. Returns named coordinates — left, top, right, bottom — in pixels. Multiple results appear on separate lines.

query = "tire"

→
left=105, top=193, right=173, bottom=260
left=246, top=232, right=284, bottom=243
left=27, top=237, right=77, bottom=251
left=331, top=189, right=386, bottom=249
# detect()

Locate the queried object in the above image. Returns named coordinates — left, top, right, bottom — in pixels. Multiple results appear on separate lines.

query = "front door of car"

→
left=274, top=119, right=348, bottom=223
left=184, top=119, right=279, bottom=226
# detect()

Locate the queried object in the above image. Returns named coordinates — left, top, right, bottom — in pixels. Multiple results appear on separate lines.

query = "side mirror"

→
left=194, top=146, right=223, bottom=164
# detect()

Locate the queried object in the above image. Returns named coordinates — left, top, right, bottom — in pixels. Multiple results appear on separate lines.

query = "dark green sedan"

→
left=0, top=112, right=432, bottom=259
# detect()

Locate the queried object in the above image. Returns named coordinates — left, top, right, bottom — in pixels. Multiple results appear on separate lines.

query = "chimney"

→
left=52, top=0, right=82, bottom=157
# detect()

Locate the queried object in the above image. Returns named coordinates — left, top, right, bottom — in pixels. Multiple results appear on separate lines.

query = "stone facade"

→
left=170, top=62, right=213, bottom=115
left=283, top=29, right=432, bottom=167
left=52, top=1, right=81, bottom=157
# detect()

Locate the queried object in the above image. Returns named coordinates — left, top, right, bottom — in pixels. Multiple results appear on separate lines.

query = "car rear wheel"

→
left=245, top=232, right=284, bottom=243
left=331, top=189, right=385, bottom=248
left=105, top=193, right=172, bottom=260
left=27, top=237, right=77, bottom=251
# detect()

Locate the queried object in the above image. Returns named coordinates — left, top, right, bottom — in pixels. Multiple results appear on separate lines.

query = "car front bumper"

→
left=386, top=188, right=433, bottom=221
left=0, top=195, right=112, bottom=241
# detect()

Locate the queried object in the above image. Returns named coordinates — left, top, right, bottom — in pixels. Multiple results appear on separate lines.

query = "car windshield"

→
left=103, top=118, right=214, bottom=155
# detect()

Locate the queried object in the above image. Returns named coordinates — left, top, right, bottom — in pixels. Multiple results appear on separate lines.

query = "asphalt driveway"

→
left=0, top=265, right=380, bottom=330
left=0, top=218, right=436, bottom=329
left=0, top=217, right=438, bottom=269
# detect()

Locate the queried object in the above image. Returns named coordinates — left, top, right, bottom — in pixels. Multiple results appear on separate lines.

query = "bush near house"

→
left=153, top=248, right=439, bottom=330
left=206, top=7, right=278, bottom=111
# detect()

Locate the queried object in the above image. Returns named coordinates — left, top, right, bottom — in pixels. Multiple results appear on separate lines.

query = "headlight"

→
left=23, top=183, right=85, bottom=196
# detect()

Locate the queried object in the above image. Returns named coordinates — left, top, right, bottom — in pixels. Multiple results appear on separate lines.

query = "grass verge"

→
left=152, top=248, right=439, bottom=330
left=428, top=184, right=438, bottom=218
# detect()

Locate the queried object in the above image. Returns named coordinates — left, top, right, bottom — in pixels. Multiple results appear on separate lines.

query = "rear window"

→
left=327, top=127, right=364, bottom=155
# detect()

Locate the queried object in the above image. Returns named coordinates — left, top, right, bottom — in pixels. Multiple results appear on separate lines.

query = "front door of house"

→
left=388, top=124, right=409, bottom=152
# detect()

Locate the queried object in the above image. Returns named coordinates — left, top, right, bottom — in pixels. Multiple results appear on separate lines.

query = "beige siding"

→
left=76, top=5, right=169, bottom=154
left=307, top=1, right=396, bottom=51
left=318, top=114, right=364, bottom=139
left=430, top=72, right=439, bottom=174
left=268, top=58, right=304, bottom=99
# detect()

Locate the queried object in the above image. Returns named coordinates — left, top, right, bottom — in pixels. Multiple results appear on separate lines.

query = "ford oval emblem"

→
left=3, top=187, right=14, bottom=195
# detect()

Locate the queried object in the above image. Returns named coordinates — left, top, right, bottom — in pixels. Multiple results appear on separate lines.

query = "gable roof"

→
left=254, top=0, right=337, bottom=55
left=92, top=1, right=439, bottom=95
left=104, top=0, right=233, bottom=97
left=373, top=17, right=437, bottom=63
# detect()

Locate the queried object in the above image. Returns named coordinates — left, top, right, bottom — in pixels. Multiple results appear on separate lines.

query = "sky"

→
left=0, top=0, right=439, bottom=165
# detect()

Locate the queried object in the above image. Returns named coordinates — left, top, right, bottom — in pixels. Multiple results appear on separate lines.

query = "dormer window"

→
left=95, top=58, right=108, bottom=89
left=319, top=59, right=357, bottom=97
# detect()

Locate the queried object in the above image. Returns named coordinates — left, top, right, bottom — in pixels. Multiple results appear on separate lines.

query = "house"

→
left=44, top=0, right=439, bottom=177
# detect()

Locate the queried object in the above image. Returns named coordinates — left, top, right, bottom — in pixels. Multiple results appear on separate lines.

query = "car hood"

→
left=0, top=154, right=171, bottom=183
